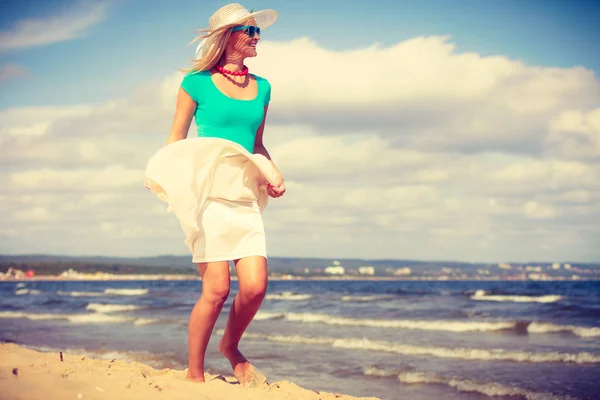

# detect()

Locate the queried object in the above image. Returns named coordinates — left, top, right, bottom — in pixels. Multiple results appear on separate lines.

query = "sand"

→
left=0, top=343, right=380, bottom=400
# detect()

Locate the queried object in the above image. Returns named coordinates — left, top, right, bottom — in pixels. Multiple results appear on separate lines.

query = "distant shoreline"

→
left=3, top=256, right=599, bottom=282
left=1, top=274, right=598, bottom=282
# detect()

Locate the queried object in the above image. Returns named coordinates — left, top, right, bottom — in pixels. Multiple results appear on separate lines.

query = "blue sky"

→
left=1, top=0, right=598, bottom=107
left=1, top=0, right=599, bottom=262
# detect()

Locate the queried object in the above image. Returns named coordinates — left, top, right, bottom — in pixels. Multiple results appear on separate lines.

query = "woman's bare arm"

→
left=165, top=88, right=197, bottom=146
left=254, top=106, right=279, bottom=167
left=254, top=105, right=286, bottom=197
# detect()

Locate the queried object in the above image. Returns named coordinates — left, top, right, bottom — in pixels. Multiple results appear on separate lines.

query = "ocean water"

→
left=1, top=279, right=599, bottom=400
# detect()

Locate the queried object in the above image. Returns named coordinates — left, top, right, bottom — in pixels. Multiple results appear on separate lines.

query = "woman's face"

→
left=227, top=18, right=260, bottom=59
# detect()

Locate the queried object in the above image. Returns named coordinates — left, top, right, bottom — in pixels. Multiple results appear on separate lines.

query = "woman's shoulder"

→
left=252, top=74, right=272, bottom=105
left=252, top=74, right=270, bottom=86
left=253, top=74, right=272, bottom=94
left=181, top=70, right=212, bottom=102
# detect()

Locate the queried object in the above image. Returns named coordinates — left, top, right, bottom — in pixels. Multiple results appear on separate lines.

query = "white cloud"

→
left=0, top=105, right=94, bottom=137
left=1, top=35, right=599, bottom=262
left=14, top=206, right=60, bottom=222
left=546, top=108, right=600, bottom=159
left=248, top=36, right=598, bottom=154
left=10, top=165, right=144, bottom=191
left=0, top=1, right=108, bottom=51
left=252, top=36, right=597, bottom=112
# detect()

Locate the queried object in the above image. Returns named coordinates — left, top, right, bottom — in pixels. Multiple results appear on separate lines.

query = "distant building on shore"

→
left=325, top=261, right=345, bottom=275
left=394, top=267, right=411, bottom=276
left=325, top=266, right=345, bottom=275
left=358, top=266, right=375, bottom=275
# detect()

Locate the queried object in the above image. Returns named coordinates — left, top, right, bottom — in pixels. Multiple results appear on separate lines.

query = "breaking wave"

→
left=241, top=332, right=600, bottom=364
left=265, top=292, right=313, bottom=301
left=103, top=289, right=149, bottom=296
left=57, top=288, right=149, bottom=297
left=253, top=312, right=599, bottom=338
left=471, top=290, right=563, bottom=303
left=341, top=295, right=397, bottom=302
left=15, top=289, right=42, bottom=295
left=0, top=311, right=158, bottom=326
left=364, top=367, right=577, bottom=400
left=57, top=291, right=105, bottom=297
left=85, top=303, right=143, bottom=313
left=253, top=312, right=517, bottom=332
left=527, top=322, right=600, bottom=338
left=133, top=318, right=161, bottom=326
left=253, top=312, right=285, bottom=321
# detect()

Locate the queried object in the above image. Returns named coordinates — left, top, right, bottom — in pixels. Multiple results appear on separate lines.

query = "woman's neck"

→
left=220, top=56, right=246, bottom=72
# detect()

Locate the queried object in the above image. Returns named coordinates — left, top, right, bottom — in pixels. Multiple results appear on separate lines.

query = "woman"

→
left=145, top=3, right=284, bottom=387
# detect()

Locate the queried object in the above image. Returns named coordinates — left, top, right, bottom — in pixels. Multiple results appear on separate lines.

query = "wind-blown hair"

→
left=184, top=25, right=236, bottom=73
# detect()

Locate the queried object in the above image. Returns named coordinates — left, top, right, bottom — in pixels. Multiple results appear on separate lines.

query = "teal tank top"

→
left=180, top=70, right=271, bottom=153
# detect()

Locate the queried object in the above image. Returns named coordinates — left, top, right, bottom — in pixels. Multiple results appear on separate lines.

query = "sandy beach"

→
left=0, top=343, right=380, bottom=400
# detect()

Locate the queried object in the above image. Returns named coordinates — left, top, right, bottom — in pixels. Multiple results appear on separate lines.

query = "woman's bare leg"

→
left=218, top=255, right=268, bottom=386
left=186, top=261, right=231, bottom=382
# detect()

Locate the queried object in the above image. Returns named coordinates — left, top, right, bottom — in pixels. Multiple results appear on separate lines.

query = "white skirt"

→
left=144, top=138, right=279, bottom=263
left=198, top=198, right=266, bottom=262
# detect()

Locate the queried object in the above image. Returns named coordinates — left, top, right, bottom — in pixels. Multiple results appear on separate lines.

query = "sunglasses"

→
left=232, top=25, right=260, bottom=37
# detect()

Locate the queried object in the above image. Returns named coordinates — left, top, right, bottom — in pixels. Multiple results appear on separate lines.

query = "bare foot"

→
left=218, top=340, right=267, bottom=387
left=185, top=368, right=206, bottom=383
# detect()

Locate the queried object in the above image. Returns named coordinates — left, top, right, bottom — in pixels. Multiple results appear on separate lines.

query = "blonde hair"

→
left=183, top=25, right=235, bottom=73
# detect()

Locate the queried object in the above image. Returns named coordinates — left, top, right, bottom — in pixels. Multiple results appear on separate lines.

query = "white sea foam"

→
left=253, top=312, right=285, bottom=321
left=0, top=311, right=131, bottom=324
left=133, top=318, right=161, bottom=326
left=103, top=288, right=148, bottom=296
left=363, top=367, right=401, bottom=377
left=16, top=283, right=26, bottom=288
left=265, top=292, right=313, bottom=301
left=15, top=289, right=42, bottom=295
left=243, top=332, right=336, bottom=346
left=255, top=312, right=516, bottom=332
left=363, top=368, right=577, bottom=400
left=86, top=303, right=143, bottom=313
left=66, top=314, right=132, bottom=324
left=341, top=295, right=396, bottom=302
left=254, top=311, right=600, bottom=339
left=242, top=332, right=600, bottom=364
left=0, top=311, right=60, bottom=321
left=528, top=322, right=600, bottom=338
left=57, top=289, right=148, bottom=297
left=471, top=290, right=563, bottom=303
left=338, top=338, right=600, bottom=363
left=0, top=311, right=162, bottom=327
left=57, top=291, right=105, bottom=297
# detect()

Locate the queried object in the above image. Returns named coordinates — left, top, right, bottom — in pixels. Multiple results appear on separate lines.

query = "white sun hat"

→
left=195, top=3, right=278, bottom=58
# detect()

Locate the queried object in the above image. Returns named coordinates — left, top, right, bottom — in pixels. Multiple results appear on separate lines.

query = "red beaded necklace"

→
left=216, top=65, right=249, bottom=76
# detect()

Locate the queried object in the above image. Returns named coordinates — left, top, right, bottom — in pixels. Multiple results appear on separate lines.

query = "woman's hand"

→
left=267, top=182, right=286, bottom=198
left=268, top=173, right=286, bottom=198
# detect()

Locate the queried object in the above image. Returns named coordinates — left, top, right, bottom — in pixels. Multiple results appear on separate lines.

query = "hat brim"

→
left=195, top=9, right=279, bottom=58
left=230, top=9, right=279, bottom=30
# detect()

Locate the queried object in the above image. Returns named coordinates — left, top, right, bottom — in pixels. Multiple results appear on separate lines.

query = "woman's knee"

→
left=199, top=262, right=231, bottom=304
left=234, top=256, right=268, bottom=302
left=202, top=280, right=230, bottom=304
left=240, top=280, right=267, bottom=302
